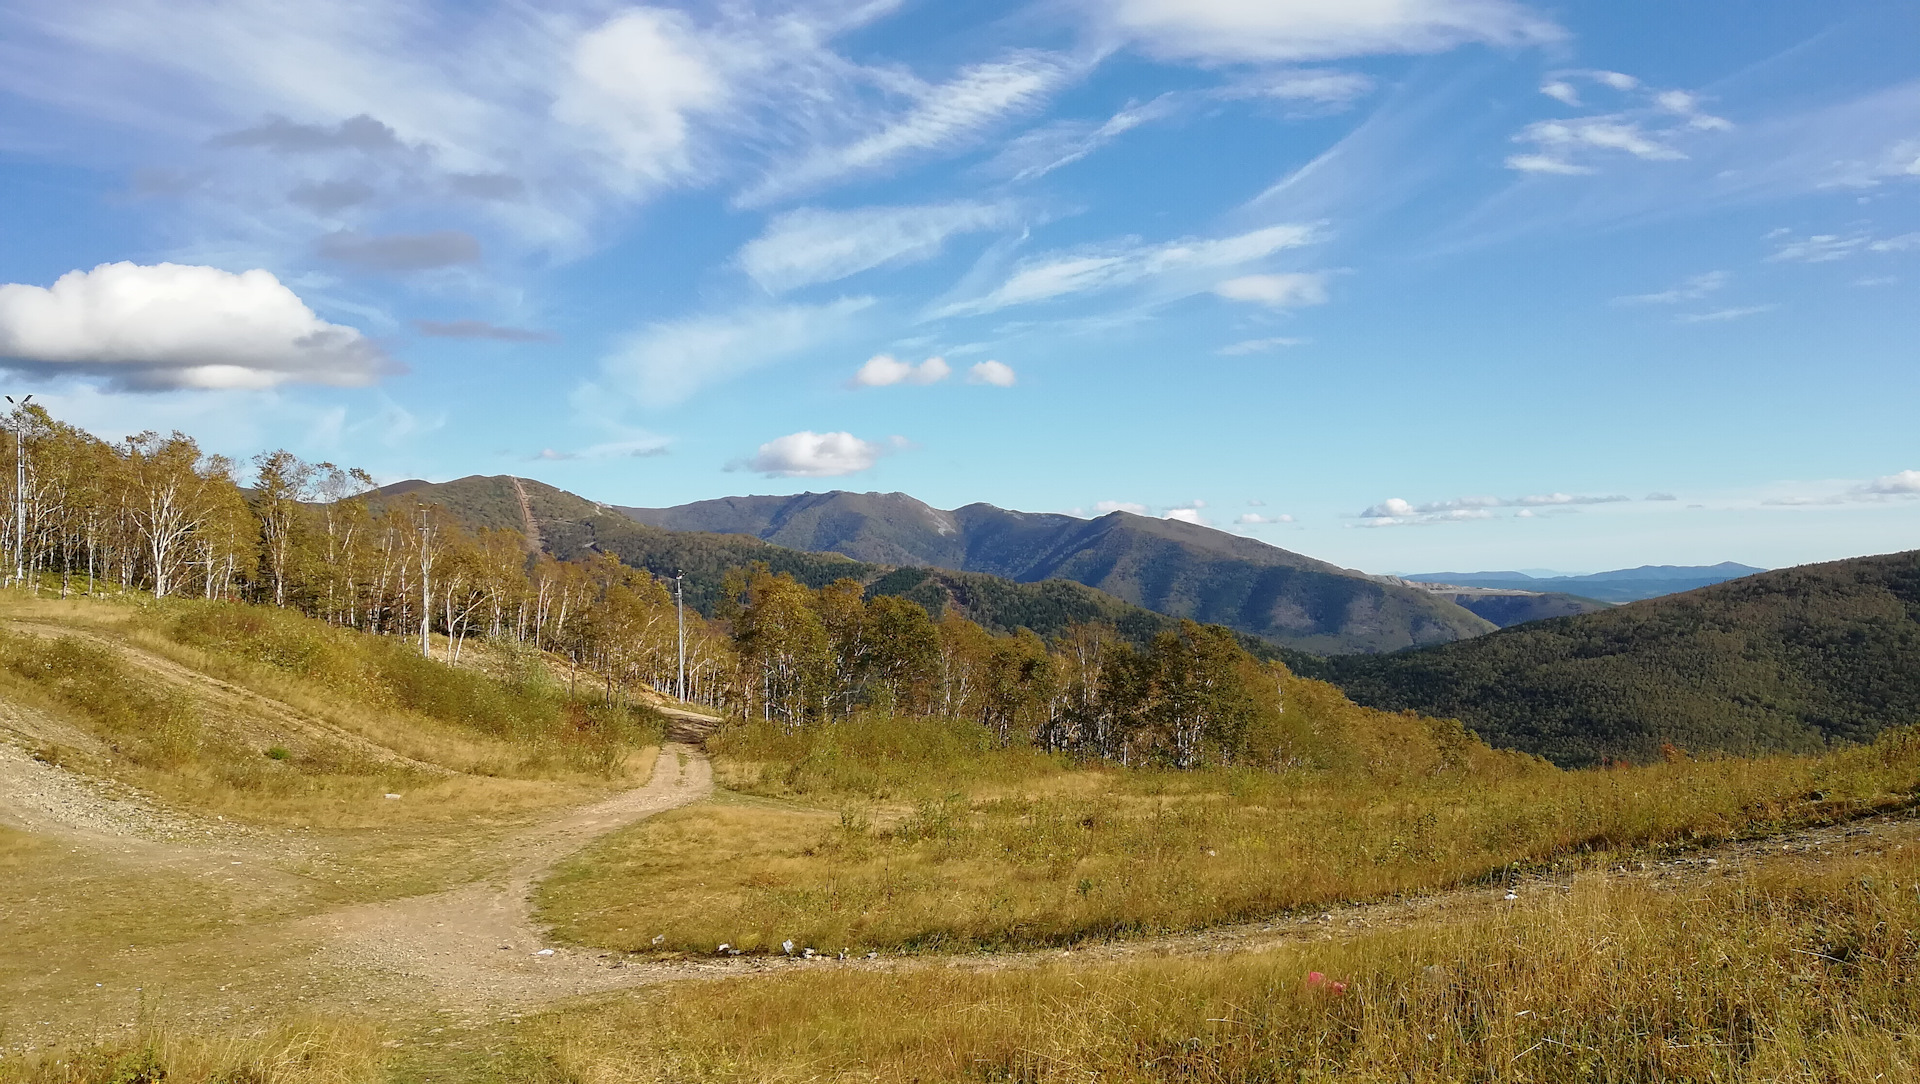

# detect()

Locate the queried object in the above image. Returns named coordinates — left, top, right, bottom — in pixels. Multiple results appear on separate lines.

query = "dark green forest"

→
left=1304, top=550, right=1920, bottom=766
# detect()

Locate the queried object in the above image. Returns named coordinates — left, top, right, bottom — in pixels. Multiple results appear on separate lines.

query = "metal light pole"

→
left=675, top=570, right=686, bottom=702
left=418, top=524, right=433, bottom=660
left=5, top=394, right=30, bottom=588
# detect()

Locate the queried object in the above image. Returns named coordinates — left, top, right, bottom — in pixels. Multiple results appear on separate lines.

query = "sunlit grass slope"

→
left=537, top=679, right=1920, bottom=956
left=0, top=593, right=663, bottom=828
left=530, top=841, right=1920, bottom=1083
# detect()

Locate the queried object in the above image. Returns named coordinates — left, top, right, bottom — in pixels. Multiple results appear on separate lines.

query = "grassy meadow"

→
left=523, top=837, right=1920, bottom=1083
left=18, top=828, right=1920, bottom=1083
left=536, top=694, right=1920, bottom=956
left=0, top=593, right=664, bottom=830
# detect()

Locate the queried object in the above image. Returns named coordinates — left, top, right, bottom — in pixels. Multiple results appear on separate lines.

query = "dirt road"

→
left=7, top=726, right=1920, bottom=1036
left=305, top=741, right=712, bottom=1005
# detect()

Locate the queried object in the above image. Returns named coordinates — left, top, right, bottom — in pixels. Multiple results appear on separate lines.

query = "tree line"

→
left=2, top=403, right=1300, bottom=769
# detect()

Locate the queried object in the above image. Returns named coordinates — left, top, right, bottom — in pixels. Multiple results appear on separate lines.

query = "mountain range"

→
left=1306, top=550, right=1920, bottom=766
left=378, top=478, right=1768, bottom=659
left=616, top=489, right=1504, bottom=653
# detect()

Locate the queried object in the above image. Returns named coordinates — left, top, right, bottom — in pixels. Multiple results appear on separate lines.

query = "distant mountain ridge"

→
left=1307, top=550, right=1920, bottom=766
left=619, top=490, right=1497, bottom=653
left=1403, top=563, right=1765, bottom=603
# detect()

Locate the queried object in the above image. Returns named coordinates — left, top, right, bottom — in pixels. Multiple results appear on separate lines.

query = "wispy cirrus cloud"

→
left=597, top=296, right=873, bottom=408
left=1613, top=270, right=1727, bottom=305
left=934, top=223, right=1318, bottom=317
left=1675, top=304, right=1774, bottom=324
left=1218, top=336, right=1305, bottom=355
left=1089, top=0, right=1560, bottom=64
left=532, top=435, right=670, bottom=461
left=1355, top=491, right=1632, bottom=527
left=982, top=96, right=1179, bottom=183
left=415, top=319, right=555, bottom=342
left=1213, top=272, right=1330, bottom=307
left=1506, top=70, right=1732, bottom=176
left=740, top=51, right=1075, bottom=206
left=741, top=201, right=1019, bottom=293
left=1768, top=230, right=1920, bottom=263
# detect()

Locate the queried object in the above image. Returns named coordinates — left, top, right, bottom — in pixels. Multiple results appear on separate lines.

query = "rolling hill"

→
left=1305, top=550, right=1920, bottom=767
left=618, top=490, right=1496, bottom=653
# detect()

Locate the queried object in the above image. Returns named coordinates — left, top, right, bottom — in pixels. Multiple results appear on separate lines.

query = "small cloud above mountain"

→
left=852, top=354, right=950, bottom=387
left=732, top=430, right=902, bottom=477
left=967, top=360, right=1016, bottom=386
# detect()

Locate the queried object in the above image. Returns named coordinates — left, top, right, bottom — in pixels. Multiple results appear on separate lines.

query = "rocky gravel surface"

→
left=0, top=736, right=253, bottom=847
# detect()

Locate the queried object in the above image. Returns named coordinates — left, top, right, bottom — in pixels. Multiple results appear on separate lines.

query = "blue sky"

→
left=1, top=0, right=1916, bottom=574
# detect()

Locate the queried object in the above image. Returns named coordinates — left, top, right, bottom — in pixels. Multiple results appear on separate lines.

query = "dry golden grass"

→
left=0, top=593, right=663, bottom=832
left=528, top=842, right=1920, bottom=1083
left=0, top=1019, right=382, bottom=1084
left=0, top=826, right=263, bottom=995
left=539, top=715, right=1920, bottom=955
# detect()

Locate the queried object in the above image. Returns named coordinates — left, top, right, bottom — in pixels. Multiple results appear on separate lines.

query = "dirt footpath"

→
left=306, top=742, right=712, bottom=1005
left=9, top=721, right=1920, bottom=1038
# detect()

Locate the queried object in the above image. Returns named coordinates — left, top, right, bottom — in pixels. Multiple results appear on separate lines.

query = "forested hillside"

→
left=378, top=475, right=1191, bottom=646
left=1310, top=550, right=1920, bottom=766
left=620, top=489, right=1500, bottom=652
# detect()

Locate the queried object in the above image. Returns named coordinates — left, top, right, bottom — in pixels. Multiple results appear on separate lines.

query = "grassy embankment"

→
left=536, top=677, right=1920, bottom=957
left=0, top=591, right=665, bottom=1044
left=2, top=593, right=663, bottom=829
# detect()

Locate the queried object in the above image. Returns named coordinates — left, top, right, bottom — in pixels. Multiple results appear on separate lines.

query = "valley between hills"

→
left=4, top=433, right=1919, bottom=1084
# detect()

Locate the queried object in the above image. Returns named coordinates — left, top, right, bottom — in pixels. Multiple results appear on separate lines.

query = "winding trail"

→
left=8, top=711, right=1920, bottom=1030
left=305, top=740, right=713, bottom=1005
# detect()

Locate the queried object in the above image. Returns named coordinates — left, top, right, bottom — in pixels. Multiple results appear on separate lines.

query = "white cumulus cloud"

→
left=1213, top=272, right=1330, bottom=307
left=1095, top=500, right=1147, bottom=515
left=1164, top=507, right=1209, bottom=525
left=553, top=8, right=727, bottom=184
left=1864, top=469, right=1920, bottom=495
left=736, top=430, right=889, bottom=477
left=1237, top=512, right=1293, bottom=524
left=852, top=354, right=951, bottom=387
left=0, top=262, right=388, bottom=391
left=741, top=201, right=1018, bottom=293
left=967, top=360, right=1016, bottom=386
